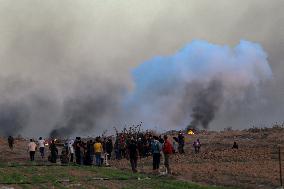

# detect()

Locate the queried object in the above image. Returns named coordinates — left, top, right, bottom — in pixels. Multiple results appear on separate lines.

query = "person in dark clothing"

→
left=158, top=135, right=164, bottom=144
left=8, top=136, right=14, bottom=150
left=178, top=131, right=185, bottom=154
left=60, top=147, right=69, bottom=164
left=193, top=139, right=201, bottom=153
left=84, top=140, right=93, bottom=165
left=127, top=138, right=139, bottom=173
left=137, top=138, right=143, bottom=153
left=232, top=141, right=238, bottom=149
left=106, top=138, right=113, bottom=159
left=114, top=138, right=121, bottom=160
left=74, top=137, right=83, bottom=164
left=49, top=140, right=58, bottom=163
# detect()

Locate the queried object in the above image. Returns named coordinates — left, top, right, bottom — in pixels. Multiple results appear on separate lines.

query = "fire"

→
left=188, top=130, right=195, bottom=135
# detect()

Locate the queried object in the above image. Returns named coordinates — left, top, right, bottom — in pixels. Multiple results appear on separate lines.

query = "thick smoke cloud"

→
left=129, top=40, right=272, bottom=130
left=49, top=82, right=124, bottom=137
left=0, top=102, right=29, bottom=136
left=0, top=38, right=273, bottom=136
left=0, top=1, right=281, bottom=136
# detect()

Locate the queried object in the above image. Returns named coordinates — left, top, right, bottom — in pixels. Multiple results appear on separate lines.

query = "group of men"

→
left=26, top=138, right=57, bottom=162
left=7, top=130, right=206, bottom=175
left=126, top=134, right=174, bottom=173
left=71, top=137, right=108, bottom=166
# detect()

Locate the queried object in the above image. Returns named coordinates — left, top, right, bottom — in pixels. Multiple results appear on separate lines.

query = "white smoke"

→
left=127, top=40, right=272, bottom=130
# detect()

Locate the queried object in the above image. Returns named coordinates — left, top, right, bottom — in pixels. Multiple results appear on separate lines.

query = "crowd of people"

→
left=6, top=128, right=224, bottom=174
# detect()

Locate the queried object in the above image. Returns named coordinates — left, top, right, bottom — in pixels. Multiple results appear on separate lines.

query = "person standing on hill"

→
left=94, top=138, right=103, bottom=166
left=38, top=137, right=45, bottom=159
left=8, top=136, right=14, bottom=150
left=178, top=131, right=185, bottom=154
left=106, top=138, right=113, bottom=159
left=232, top=141, right=238, bottom=149
left=85, top=140, right=94, bottom=165
left=162, top=135, right=173, bottom=174
left=49, top=140, right=58, bottom=163
left=151, top=136, right=162, bottom=172
left=28, top=139, right=37, bottom=161
left=68, top=139, right=74, bottom=162
left=127, top=137, right=139, bottom=173
left=74, top=137, right=82, bottom=164
left=193, top=139, right=201, bottom=153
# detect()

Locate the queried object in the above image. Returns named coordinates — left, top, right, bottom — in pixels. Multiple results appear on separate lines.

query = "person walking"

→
left=28, top=139, right=37, bottom=161
left=38, top=137, right=45, bottom=159
left=162, top=135, right=173, bottom=174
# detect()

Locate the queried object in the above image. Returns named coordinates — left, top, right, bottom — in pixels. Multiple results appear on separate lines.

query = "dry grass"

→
left=1, top=126, right=284, bottom=188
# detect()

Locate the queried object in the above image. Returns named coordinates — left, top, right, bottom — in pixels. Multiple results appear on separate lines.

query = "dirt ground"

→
left=110, top=127, right=284, bottom=189
left=0, top=126, right=284, bottom=189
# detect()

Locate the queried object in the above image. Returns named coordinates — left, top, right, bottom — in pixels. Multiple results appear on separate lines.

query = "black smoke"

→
left=187, top=80, right=223, bottom=130
left=49, top=83, right=124, bottom=138
left=0, top=102, right=30, bottom=136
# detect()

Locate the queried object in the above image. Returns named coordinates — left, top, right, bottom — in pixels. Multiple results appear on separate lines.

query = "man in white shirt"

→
left=38, top=137, right=45, bottom=159
left=68, top=139, right=74, bottom=162
left=28, top=139, right=37, bottom=161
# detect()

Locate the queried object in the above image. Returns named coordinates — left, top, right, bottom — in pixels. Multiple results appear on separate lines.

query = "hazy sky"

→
left=0, top=0, right=283, bottom=136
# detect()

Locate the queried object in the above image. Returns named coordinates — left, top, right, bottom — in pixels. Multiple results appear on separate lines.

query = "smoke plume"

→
left=129, top=40, right=272, bottom=130
left=188, top=80, right=224, bottom=129
left=0, top=38, right=272, bottom=136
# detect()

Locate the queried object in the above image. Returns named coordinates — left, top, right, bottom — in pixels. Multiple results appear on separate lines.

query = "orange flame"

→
left=188, top=130, right=195, bottom=135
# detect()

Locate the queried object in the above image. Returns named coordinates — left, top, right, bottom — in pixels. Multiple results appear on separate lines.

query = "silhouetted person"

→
left=74, top=137, right=83, bottom=164
left=232, top=141, right=238, bottom=149
left=8, top=136, right=14, bottom=150
left=178, top=131, right=185, bottom=154
left=60, top=147, right=69, bottom=164
left=85, top=140, right=94, bottom=165
left=106, top=138, right=113, bottom=159
left=127, top=138, right=139, bottom=173
left=49, top=140, right=58, bottom=163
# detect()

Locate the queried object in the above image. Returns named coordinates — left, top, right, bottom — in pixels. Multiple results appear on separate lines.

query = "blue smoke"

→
left=127, top=40, right=272, bottom=130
